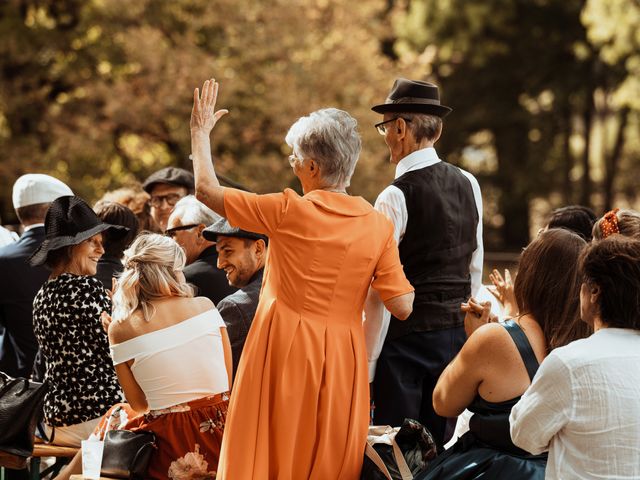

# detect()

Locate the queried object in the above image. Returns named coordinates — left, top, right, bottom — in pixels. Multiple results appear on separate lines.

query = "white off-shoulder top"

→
left=110, top=309, right=229, bottom=410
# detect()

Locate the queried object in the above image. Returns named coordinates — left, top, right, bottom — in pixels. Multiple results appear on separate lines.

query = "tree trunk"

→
left=494, top=123, right=531, bottom=250
left=579, top=94, right=594, bottom=207
left=603, top=107, right=630, bottom=211
left=561, top=103, right=573, bottom=204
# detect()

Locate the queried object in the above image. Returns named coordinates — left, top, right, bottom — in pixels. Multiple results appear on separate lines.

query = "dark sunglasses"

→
left=165, top=224, right=199, bottom=237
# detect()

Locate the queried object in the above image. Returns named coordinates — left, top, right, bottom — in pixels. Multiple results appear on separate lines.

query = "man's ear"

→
left=254, top=239, right=266, bottom=257
left=196, top=224, right=206, bottom=240
left=432, top=123, right=443, bottom=143
left=396, top=118, right=409, bottom=140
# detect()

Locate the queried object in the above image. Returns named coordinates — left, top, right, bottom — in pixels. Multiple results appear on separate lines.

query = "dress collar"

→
left=299, top=189, right=373, bottom=217
left=395, top=147, right=441, bottom=179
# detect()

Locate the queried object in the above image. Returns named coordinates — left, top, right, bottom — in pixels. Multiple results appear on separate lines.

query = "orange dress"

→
left=217, top=188, right=413, bottom=479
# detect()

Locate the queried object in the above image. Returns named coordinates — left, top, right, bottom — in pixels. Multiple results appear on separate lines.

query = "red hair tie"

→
left=600, top=208, right=620, bottom=238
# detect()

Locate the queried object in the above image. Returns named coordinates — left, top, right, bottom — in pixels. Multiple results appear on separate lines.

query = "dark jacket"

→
left=95, top=255, right=124, bottom=290
left=0, top=227, right=49, bottom=377
left=184, top=246, right=236, bottom=305
left=217, top=268, right=263, bottom=375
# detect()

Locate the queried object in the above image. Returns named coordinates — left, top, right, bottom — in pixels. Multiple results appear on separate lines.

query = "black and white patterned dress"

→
left=33, top=273, right=123, bottom=427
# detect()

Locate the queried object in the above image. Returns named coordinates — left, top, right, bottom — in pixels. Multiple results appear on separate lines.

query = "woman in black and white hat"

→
left=29, top=195, right=128, bottom=446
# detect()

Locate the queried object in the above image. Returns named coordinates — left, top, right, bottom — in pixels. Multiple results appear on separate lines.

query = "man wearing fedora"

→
left=0, top=174, right=73, bottom=379
left=366, top=78, right=483, bottom=449
left=203, top=218, right=267, bottom=376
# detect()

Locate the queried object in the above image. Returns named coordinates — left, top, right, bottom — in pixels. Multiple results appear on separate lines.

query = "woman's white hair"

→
left=111, top=233, right=194, bottom=323
left=285, top=108, right=361, bottom=189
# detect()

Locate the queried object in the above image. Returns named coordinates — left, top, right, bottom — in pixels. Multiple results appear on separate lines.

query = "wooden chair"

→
left=29, top=443, right=78, bottom=479
left=69, top=476, right=111, bottom=479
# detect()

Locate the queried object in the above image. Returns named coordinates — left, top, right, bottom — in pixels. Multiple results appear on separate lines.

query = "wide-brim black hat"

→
left=203, top=218, right=268, bottom=243
left=29, top=195, right=129, bottom=267
left=372, top=78, right=452, bottom=117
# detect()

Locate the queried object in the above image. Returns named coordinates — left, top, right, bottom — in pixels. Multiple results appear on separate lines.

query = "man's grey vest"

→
left=388, top=161, right=478, bottom=339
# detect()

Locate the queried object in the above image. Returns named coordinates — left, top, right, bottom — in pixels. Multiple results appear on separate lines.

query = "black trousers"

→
left=372, top=326, right=465, bottom=450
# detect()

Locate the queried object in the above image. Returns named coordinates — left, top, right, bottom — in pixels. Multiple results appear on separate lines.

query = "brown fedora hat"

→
left=372, top=78, right=452, bottom=117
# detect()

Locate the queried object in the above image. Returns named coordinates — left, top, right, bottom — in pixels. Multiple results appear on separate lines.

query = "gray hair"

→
left=285, top=108, right=361, bottom=189
left=402, top=113, right=442, bottom=143
left=170, top=195, right=220, bottom=226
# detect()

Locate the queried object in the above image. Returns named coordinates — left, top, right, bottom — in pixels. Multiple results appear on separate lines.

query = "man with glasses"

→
left=166, top=195, right=236, bottom=304
left=366, top=78, right=484, bottom=450
left=142, top=166, right=195, bottom=231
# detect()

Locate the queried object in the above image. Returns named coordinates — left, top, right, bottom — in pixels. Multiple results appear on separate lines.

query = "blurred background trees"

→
left=1, top=0, right=639, bottom=251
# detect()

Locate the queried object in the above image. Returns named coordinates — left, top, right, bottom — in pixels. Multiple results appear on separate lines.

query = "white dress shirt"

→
left=364, top=148, right=484, bottom=381
left=0, top=225, right=18, bottom=247
left=510, top=328, right=640, bottom=480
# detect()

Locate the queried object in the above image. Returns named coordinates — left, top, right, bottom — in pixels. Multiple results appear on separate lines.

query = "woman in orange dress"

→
left=190, top=79, right=415, bottom=479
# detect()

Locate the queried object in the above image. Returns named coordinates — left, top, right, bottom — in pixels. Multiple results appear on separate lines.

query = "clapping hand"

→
left=461, top=297, right=497, bottom=337
left=190, top=78, right=229, bottom=136
left=487, top=268, right=518, bottom=318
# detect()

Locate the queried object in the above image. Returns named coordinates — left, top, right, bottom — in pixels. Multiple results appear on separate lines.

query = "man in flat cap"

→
left=0, top=174, right=73, bottom=378
left=142, top=166, right=194, bottom=231
left=366, top=78, right=484, bottom=449
left=203, top=218, right=267, bottom=376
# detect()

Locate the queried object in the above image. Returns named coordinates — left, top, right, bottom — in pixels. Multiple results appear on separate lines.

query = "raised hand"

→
left=487, top=268, right=518, bottom=318
left=190, top=78, right=229, bottom=136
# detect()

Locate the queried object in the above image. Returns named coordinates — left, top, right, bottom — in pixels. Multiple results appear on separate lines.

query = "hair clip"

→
left=600, top=208, right=620, bottom=239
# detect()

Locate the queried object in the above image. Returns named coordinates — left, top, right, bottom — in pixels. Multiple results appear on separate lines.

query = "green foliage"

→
left=392, top=0, right=637, bottom=248
left=0, top=0, right=397, bottom=222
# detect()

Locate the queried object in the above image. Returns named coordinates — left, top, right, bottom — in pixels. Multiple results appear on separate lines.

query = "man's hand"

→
left=461, top=297, right=497, bottom=337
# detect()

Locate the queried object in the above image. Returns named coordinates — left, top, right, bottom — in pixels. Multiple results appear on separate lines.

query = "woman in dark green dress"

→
left=418, top=228, right=588, bottom=479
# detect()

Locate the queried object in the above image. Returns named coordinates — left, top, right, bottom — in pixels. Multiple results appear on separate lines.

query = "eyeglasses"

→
left=165, top=224, right=199, bottom=237
left=149, top=193, right=184, bottom=208
left=374, top=117, right=412, bottom=135
left=288, top=154, right=303, bottom=167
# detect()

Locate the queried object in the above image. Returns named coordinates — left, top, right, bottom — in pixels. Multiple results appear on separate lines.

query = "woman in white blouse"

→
left=57, top=233, right=232, bottom=480
left=511, top=236, right=640, bottom=480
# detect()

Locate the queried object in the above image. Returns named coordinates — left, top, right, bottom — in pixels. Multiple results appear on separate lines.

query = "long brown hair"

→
left=514, top=228, right=588, bottom=349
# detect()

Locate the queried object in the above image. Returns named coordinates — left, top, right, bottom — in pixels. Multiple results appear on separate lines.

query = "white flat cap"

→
left=12, top=174, right=73, bottom=209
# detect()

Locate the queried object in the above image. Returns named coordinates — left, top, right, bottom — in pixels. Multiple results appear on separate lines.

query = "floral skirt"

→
left=95, top=393, right=229, bottom=480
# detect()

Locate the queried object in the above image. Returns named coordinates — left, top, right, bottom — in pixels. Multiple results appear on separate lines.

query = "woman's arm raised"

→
left=191, top=78, right=229, bottom=217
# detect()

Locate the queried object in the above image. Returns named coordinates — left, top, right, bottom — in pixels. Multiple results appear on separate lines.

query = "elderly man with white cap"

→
left=0, top=174, right=72, bottom=379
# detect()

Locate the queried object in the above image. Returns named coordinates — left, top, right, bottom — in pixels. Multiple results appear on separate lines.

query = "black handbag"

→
left=0, top=371, right=47, bottom=469
left=101, top=429, right=156, bottom=479
left=361, top=419, right=437, bottom=480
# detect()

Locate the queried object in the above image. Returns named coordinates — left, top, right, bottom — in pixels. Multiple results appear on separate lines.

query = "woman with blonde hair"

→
left=56, top=233, right=232, bottom=480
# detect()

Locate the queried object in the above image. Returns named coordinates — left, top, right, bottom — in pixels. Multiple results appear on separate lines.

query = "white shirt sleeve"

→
left=459, top=170, right=483, bottom=297
left=510, top=352, right=573, bottom=455
left=363, top=185, right=408, bottom=382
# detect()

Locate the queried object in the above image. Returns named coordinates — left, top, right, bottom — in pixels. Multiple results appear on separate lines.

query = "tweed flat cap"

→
left=142, top=167, right=194, bottom=193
